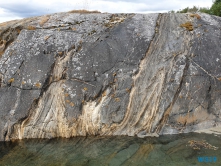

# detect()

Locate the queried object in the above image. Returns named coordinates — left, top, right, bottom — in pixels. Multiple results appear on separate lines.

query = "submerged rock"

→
left=0, top=12, right=221, bottom=141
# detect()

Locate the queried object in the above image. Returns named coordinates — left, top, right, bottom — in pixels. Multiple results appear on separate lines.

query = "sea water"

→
left=0, top=133, right=220, bottom=166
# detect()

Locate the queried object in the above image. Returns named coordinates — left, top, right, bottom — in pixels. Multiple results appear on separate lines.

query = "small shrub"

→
left=177, top=7, right=189, bottom=13
left=199, top=7, right=210, bottom=14
left=210, top=1, right=221, bottom=16
left=68, top=10, right=101, bottom=14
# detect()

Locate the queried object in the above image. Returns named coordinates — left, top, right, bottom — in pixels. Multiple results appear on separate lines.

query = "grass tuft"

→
left=27, top=25, right=36, bottom=30
left=39, top=16, right=50, bottom=27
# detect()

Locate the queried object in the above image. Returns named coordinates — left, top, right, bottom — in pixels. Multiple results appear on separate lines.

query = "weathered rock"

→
left=0, top=12, right=221, bottom=141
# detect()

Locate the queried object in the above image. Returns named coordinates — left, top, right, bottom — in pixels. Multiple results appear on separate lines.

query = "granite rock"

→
left=0, top=12, right=221, bottom=141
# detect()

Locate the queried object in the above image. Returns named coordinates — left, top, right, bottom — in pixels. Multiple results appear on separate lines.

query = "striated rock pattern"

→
left=0, top=12, right=221, bottom=141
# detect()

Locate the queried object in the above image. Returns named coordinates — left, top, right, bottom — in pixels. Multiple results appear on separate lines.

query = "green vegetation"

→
left=169, top=0, right=221, bottom=17
left=210, top=0, right=221, bottom=16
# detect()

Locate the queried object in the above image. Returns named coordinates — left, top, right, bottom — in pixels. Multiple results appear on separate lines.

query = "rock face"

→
left=0, top=12, right=221, bottom=141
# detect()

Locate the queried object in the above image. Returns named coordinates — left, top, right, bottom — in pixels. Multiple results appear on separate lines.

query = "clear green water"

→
left=0, top=133, right=220, bottom=166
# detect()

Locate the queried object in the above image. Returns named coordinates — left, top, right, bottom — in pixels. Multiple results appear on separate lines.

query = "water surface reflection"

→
left=0, top=133, right=220, bottom=166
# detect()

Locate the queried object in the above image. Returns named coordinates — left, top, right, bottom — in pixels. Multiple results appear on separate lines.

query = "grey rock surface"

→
left=0, top=12, right=221, bottom=141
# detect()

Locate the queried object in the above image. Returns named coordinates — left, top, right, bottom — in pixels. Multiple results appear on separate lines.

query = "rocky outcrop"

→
left=0, top=12, right=221, bottom=141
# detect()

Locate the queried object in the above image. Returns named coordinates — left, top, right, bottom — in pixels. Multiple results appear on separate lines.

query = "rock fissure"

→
left=191, top=59, right=219, bottom=80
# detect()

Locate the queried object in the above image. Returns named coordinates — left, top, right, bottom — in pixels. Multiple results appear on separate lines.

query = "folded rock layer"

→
left=0, top=12, right=221, bottom=141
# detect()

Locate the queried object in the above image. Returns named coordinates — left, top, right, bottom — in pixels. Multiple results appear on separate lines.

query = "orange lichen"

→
left=180, top=22, right=193, bottom=31
left=44, top=36, right=50, bottom=41
left=114, top=98, right=120, bottom=102
left=8, top=78, right=14, bottom=83
left=102, top=91, right=106, bottom=97
left=70, top=102, right=75, bottom=107
left=35, top=82, right=41, bottom=88
left=110, top=94, right=115, bottom=98
left=189, top=13, right=201, bottom=19
left=66, top=100, right=71, bottom=103
left=177, top=113, right=196, bottom=125
left=126, top=88, right=130, bottom=93
left=188, top=140, right=218, bottom=150
left=58, top=52, right=63, bottom=56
